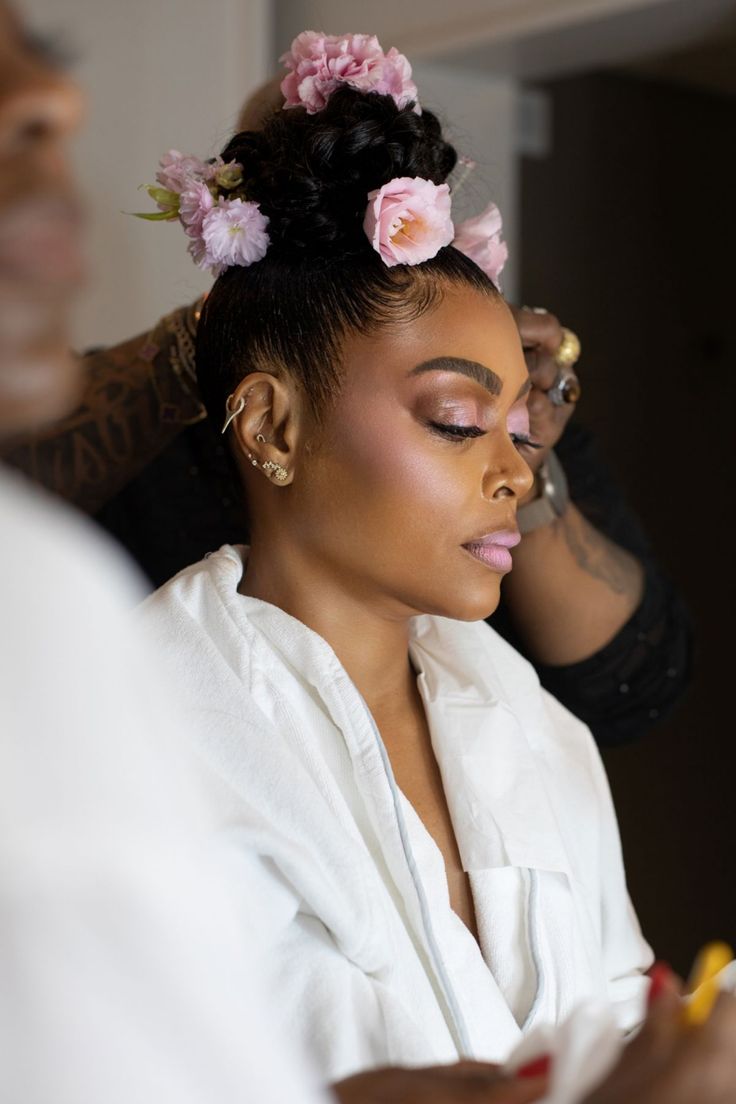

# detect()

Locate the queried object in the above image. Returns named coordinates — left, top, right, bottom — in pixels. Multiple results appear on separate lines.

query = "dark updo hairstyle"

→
left=196, top=84, right=498, bottom=425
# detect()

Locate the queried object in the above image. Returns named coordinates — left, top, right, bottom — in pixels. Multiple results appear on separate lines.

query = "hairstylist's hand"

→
left=508, top=305, right=578, bottom=480
left=585, top=976, right=736, bottom=1104
left=333, top=1060, right=547, bottom=1104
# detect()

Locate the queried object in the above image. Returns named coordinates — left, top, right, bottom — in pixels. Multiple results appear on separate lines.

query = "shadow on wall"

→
left=521, top=70, right=736, bottom=974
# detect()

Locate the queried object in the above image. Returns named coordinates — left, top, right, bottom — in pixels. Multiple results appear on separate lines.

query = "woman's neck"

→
left=240, top=534, right=417, bottom=718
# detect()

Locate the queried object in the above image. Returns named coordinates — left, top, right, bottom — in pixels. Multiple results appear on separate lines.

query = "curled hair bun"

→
left=221, top=85, right=457, bottom=257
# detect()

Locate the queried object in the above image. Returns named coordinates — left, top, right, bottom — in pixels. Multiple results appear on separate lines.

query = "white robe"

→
left=139, top=544, right=653, bottom=1084
left=0, top=474, right=325, bottom=1104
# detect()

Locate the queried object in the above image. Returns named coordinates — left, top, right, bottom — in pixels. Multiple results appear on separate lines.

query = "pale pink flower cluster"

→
left=151, top=150, right=268, bottom=274
left=364, top=177, right=453, bottom=267
left=179, top=180, right=214, bottom=239
left=280, top=31, right=419, bottom=115
left=200, top=198, right=270, bottom=276
left=155, top=150, right=217, bottom=193
left=452, top=202, right=508, bottom=288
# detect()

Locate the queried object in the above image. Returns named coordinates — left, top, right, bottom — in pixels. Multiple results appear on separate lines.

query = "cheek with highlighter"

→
left=320, top=386, right=483, bottom=559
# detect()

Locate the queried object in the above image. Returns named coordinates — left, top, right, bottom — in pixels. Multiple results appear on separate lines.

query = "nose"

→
left=0, top=73, right=83, bottom=159
left=482, top=438, right=535, bottom=503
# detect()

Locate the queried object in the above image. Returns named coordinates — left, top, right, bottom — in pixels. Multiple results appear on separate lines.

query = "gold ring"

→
left=554, top=328, right=581, bottom=368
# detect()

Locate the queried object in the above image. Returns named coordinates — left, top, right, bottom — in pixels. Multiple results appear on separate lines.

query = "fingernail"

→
left=516, top=1054, right=551, bottom=1079
left=647, top=961, right=673, bottom=1007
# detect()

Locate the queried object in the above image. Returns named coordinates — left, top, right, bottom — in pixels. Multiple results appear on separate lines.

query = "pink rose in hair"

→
left=453, top=202, right=508, bottom=288
left=200, top=198, right=270, bottom=274
left=280, top=31, right=418, bottom=114
left=156, top=150, right=212, bottom=194
left=364, top=177, right=453, bottom=268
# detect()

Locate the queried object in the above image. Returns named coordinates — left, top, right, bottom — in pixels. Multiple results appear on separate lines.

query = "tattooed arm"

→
left=493, top=308, right=690, bottom=740
left=499, top=306, right=643, bottom=665
left=502, top=501, right=645, bottom=665
left=0, top=301, right=206, bottom=514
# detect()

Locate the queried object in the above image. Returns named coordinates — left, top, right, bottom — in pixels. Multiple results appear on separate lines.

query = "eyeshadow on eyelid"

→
left=426, top=408, right=485, bottom=429
left=507, top=408, right=530, bottom=435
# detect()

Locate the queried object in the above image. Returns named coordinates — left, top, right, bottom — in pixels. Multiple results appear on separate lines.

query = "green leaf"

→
left=144, top=184, right=180, bottom=209
left=129, top=210, right=180, bottom=221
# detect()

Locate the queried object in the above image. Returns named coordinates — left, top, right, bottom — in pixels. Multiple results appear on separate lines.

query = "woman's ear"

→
left=227, top=372, right=301, bottom=486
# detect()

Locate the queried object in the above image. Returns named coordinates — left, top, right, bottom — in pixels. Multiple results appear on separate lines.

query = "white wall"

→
left=22, top=0, right=274, bottom=348
left=275, top=0, right=734, bottom=69
left=412, top=63, right=520, bottom=301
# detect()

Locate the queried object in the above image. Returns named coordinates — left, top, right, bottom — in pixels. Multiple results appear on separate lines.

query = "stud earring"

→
left=221, top=394, right=245, bottom=434
left=262, top=460, right=289, bottom=482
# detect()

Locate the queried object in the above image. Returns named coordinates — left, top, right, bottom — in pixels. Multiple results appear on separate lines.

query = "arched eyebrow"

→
left=409, top=356, right=530, bottom=401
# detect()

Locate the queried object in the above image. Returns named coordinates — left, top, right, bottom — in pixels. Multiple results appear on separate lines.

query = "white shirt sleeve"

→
left=0, top=473, right=329, bottom=1104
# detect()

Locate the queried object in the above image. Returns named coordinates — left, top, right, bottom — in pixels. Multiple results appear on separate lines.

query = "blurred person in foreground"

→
left=0, top=7, right=330, bottom=1102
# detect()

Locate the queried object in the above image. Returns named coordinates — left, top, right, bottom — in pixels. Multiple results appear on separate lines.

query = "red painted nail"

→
left=647, top=961, right=673, bottom=1008
left=516, top=1054, right=552, bottom=1079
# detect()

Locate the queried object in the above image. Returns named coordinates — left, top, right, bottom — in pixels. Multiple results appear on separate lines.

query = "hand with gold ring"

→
left=508, top=306, right=581, bottom=486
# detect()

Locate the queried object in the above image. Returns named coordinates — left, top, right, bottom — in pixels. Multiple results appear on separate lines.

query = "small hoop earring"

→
left=221, top=394, right=245, bottom=435
left=262, top=460, right=289, bottom=482
left=256, top=433, right=266, bottom=444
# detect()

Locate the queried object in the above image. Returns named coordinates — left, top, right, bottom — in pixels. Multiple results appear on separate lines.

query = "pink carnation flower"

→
left=179, top=180, right=214, bottom=239
left=156, top=150, right=212, bottom=194
left=372, top=47, right=417, bottom=107
left=364, top=176, right=453, bottom=268
left=280, top=31, right=418, bottom=114
left=452, top=202, right=509, bottom=288
left=199, top=198, right=270, bottom=274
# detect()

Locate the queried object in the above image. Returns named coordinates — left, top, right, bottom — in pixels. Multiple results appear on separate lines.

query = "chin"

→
left=415, top=578, right=502, bottom=624
left=450, top=594, right=501, bottom=623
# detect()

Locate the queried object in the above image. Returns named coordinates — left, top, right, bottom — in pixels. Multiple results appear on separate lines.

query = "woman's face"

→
left=292, top=287, right=534, bottom=622
left=0, top=3, right=84, bottom=440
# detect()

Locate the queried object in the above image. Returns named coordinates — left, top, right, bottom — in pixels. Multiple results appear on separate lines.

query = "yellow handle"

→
left=683, top=941, right=733, bottom=1027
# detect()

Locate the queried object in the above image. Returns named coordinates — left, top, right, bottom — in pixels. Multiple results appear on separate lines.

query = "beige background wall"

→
left=411, top=63, right=520, bottom=299
left=22, top=0, right=274, bottom=348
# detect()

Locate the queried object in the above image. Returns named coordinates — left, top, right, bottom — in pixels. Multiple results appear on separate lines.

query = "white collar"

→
left=211, top=544, right=573, bottom=877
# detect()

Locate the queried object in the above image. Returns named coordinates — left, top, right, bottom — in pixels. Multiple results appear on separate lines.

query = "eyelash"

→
left=428, top=421, right=542, bottom=449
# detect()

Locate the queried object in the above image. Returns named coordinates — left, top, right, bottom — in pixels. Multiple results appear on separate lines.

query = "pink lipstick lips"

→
left=462, top=529, right=521, bottom=573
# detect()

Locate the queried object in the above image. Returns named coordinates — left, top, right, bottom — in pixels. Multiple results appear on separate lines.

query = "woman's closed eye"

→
left=428, top=420, right=542, bottom=450
left=428, top=420, right=485, bottom=440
